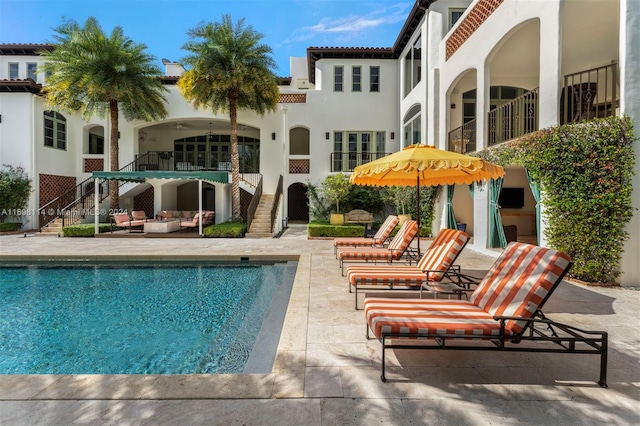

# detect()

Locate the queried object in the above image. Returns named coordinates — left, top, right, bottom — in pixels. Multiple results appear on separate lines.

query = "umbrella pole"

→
left=417, top=175, right=421, bottom=257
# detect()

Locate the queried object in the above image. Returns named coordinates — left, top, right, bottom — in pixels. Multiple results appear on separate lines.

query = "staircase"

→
left=245, top=194, right=276, bottom=238
left=39, top=218, right=64, bottom=236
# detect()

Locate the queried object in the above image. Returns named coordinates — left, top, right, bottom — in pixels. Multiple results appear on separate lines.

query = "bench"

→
left=343, top=209, right=374, bottom=225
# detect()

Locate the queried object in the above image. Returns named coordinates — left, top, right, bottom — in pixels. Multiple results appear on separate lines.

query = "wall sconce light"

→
left=450, top=104, right=456, bottom=109
left=390, top=132, right=395, bottom=140
left=271, top=132, right=276, bottom=140
left=325, top=132, right=330, bottom=140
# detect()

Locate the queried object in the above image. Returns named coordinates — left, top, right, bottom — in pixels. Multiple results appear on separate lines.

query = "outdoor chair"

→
left=111, top=213, right=145, bottom=233
left=336, top=220, right=419, bottom=275
left=131, top=210, right=151, bottom=222
left=346, top=228, right=470, bottom=309
left=180, top=213, right=200, bottom=232
left=333, top=215, right=399, bottom=256
left=363, top=242, right=608, bottom=387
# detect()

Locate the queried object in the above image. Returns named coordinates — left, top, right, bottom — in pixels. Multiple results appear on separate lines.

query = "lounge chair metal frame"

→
left=349, top=230, right=471, bottom=309
left=365, top=248, right=609, bottom=388
left=337, top=220, right=419, bottom=275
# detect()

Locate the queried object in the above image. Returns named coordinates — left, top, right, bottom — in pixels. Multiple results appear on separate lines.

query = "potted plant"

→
left=322, top=173, right=351, bottom=225
left=384, top=186, right=414, bottom=225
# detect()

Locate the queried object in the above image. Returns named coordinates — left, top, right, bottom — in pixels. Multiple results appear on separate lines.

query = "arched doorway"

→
left=287, top=182, right=309, bottom=223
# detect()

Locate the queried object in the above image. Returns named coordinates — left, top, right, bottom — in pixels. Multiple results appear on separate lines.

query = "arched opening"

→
left=287, top=182, right=309, bottom=223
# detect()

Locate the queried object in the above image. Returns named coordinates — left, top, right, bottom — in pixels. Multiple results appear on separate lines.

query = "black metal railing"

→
left=133, top=150, right=259, bottom=173
left=271, top=175, right=283, bottom=233
left=330, top=152, right=392, bottom=172
left=488, top=87, right=539, bottom=147
left=561, top=62, right=617, bottom=125
left=448, top=120, right=477, bottom=154
left=246, top=175, right=263, bottom=231
left=38, top=177, right=109, bottom=228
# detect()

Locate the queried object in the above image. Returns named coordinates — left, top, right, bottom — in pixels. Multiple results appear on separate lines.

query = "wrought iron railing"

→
left=561, top=62, right=617, bottom=125
left=38, top=177, right=109, bottom=228
left=133, top=151, right=259, bottom=173
left=330, top=152, right=392, bottom=172
left=488, top=87, right=539, bottom=147
left=447, top=120, right=477, bottom=154
left=271, top=175, right=283, bottom=233
left=246, top=175, right=263, bottom=230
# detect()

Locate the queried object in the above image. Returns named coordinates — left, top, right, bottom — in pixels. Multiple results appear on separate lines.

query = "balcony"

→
left=330, top=152, right=392, bottom=172
left=132, top=151, right=259, bottom=174
left=447, top=62, right=618, bottom=153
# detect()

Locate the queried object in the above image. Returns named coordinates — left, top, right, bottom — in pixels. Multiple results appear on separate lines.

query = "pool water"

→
left=0, top=261, right=296, bottom=375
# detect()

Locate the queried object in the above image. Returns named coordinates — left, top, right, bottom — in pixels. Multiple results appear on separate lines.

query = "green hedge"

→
left=307, top=221, right=365, bottom=238
left=62, top=223, right=113, bottom=237
left=477, top=115, right=635, bottom=283
left=0, top=222, right=21, bottom=232
left=203, top=222, right=247, bottom=238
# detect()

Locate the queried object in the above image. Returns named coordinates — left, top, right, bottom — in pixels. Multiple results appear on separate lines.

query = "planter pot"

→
left=330, top=213, right=344, bottom=225
left=398, top=214, right=412, bottom=226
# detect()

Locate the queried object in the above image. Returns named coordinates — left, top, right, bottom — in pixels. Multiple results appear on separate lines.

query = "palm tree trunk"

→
left=109, top=99, right=120, bottom=210
left=229, top=89, right=241, bottom=220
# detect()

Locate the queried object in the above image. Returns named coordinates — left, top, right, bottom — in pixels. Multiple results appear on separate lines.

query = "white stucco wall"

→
left=619, top=0, right=640, bottom=286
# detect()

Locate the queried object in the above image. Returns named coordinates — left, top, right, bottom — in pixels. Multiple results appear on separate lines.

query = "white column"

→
left=198, top=179, right=203, bottom=236
left=619, top=0, right=640, bottom=286
left=94, top=177, right=99, bottom=235
left=472, top=62, right=491, bottom=249
left=537, top=1, right=563, bottom=129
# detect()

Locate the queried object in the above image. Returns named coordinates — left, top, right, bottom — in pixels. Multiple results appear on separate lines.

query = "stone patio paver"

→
left=1, top=226, right=639, bottom=425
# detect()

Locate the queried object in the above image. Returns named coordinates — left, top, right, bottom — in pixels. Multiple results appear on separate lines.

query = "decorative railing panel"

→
left=488, top=88, right=539, bottom=147
left=561, top=62, right=617, bottom=125
left=448, top=120, right=477, bottom=154
left=330, top=152, right=391, bottom=172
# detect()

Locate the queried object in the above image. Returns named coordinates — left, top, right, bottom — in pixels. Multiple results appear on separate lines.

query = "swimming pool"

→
left=0, top=260, right=297, bottom=375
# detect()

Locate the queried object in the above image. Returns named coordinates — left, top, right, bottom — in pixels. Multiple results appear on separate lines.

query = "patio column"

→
left=94, top=177, right=99, bottom=235
left=619, top=0, right=640, bottom=285
left=473, top=62, right=491, bottom=249
left=198, top=179, right=203, bottom=236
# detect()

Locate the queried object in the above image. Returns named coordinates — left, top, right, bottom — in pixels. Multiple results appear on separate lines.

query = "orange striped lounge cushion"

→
left=346, top=229, right=469, bottom=288
left=337, top=220, right=418, bottom=262
left=333, top=215, right=399, bottom=250
left=365, top=298, right=504, bottom=339
left=364, top=242, right=572, bottom=339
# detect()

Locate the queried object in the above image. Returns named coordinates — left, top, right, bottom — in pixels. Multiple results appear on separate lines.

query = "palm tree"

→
left=179, top=15, right=279, bottom=220
left=40, top=17, right=168, bottom=209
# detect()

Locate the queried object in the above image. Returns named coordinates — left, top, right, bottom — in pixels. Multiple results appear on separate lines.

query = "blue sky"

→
left=0, top=0, right=413, bottom=76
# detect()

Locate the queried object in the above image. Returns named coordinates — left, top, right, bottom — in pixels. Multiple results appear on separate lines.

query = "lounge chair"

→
left=333, top=215, right=399, bottom=255
left=131, top=210, right=150, bottom=221
left=336, top=220, right=419, bottom=275
left=345, top=228, right=470, bottom=309
left=363, top=242, right=608, bottom=386
left=180, top=211, right=215, bottom=232
left=111, top=213, right=145, bottom=233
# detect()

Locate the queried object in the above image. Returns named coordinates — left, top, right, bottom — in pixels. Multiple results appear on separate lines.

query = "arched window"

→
left=44, top=110, right=66, bottom=150
left=289, top=127, right=310, bottom=155
left=403, top=104, right=421, bottom=146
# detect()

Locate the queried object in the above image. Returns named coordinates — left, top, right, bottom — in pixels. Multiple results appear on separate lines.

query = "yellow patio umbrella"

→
left=350, top=144, right=505, bottom=253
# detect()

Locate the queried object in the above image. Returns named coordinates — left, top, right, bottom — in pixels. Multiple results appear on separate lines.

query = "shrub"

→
left=0, top=165, right=32, bottom=223
left=203, top=221, right=247, bottom=238
left=0, top=222, right=21, bottom=232
left=62, top=223, right=112, bottom=237
left=307, top=221, right=365, bottom=238
left=477, top=115, right=635, bottom=283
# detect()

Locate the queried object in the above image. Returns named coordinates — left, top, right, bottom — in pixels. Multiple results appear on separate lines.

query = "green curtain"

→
left=489, top=178, right=507, bottom=248
left=526, top=170, right=541, bottom=244
left=469, top=183, right=475, bottom=199
left=446, top=185, right=457, bottom=229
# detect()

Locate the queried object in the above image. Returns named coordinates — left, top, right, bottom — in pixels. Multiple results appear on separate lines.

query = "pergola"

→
left=91, top=171, right=229, bottom=236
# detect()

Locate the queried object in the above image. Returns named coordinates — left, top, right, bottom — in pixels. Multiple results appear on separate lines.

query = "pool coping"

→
left=0, top=253, right=310, bottom=400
